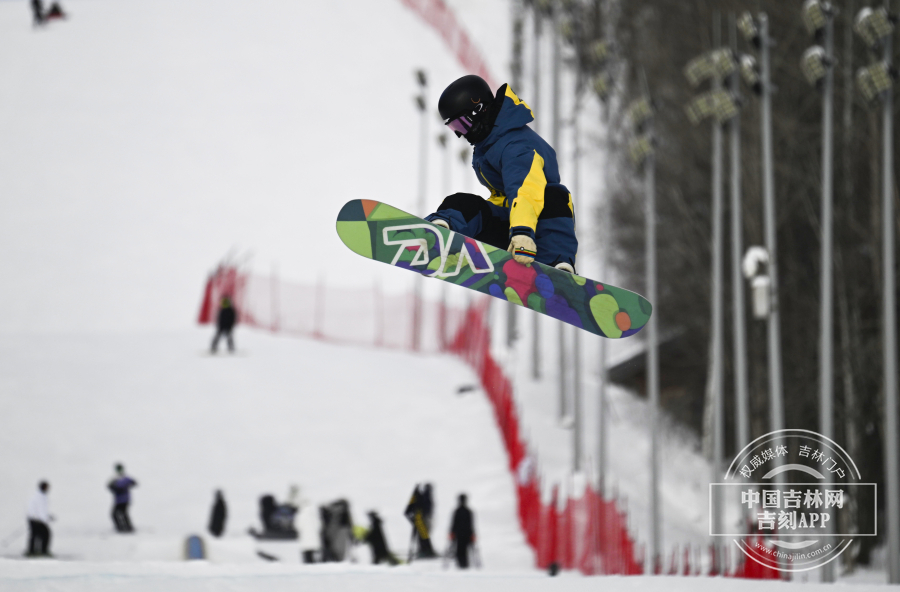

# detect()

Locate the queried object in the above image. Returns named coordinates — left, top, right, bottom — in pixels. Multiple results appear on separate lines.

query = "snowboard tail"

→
left=336, top=199, right=651, bottom=339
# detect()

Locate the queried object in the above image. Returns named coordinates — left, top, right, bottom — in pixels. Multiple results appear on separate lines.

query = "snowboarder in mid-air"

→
left=426, top=75, right=578, bottom=273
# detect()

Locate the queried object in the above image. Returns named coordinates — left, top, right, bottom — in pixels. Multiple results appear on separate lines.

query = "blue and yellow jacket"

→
left=472, top=84, right=573, bottom=238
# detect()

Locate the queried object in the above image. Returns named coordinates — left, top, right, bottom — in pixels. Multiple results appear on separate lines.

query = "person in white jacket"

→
left=296, top=489, right=321, bottom=564
left=26, top=481, right=52, bottom=557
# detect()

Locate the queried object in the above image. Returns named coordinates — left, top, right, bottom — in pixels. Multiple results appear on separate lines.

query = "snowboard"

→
left=336, top=199, right=652, bottom=339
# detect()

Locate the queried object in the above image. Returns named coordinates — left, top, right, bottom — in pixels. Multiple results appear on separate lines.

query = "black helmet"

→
left=438, top=75, right=494, bottom=140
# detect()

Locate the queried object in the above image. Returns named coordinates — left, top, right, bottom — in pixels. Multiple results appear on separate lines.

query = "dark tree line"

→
left=538, top=0, right=899, bottom=564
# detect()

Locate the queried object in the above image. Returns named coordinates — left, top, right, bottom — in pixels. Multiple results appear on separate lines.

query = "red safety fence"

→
left=197, top=263, right=463, bottom=353
left=448, top=298, right=644, bottom=574
left=399, top=0, right=496, bottom=89
left=198, top=264, right=782, bottom=578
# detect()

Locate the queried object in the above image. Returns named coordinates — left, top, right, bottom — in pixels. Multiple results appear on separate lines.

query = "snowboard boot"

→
left=554, top=262, right=575, bottom=274
left=431, top=219, right=450, bottom=230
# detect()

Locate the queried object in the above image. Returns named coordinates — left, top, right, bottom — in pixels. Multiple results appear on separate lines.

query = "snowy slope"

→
left=2, top=0, right=890, bottom=588
left=0, top=561, right=892, bottom=592
left=0, top=328, right=533, bottom=569
left=0, top=0, right=508, bottom=334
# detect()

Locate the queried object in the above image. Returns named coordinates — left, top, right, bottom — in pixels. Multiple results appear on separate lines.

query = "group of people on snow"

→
left=24, top=463, right=138, bottom=557
left=246, top=482, right=477, bottom=568
left=23, top=470, right=476, bottom=567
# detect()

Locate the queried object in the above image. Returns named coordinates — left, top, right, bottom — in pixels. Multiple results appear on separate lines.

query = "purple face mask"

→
left=446, top=115, right=473, bottom=136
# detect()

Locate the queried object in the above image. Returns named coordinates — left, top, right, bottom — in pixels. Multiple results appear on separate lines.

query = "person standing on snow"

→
left=449, top=493, right=476, bottom=569
left=420, top=483, right=434, bottom=533
left=297, top=489, right=321, bottom=563
left=210, top=295, right=237, bottom=354
left=30, top=0, right=44, bottom=26
left=208, top=490, right=227, bottom=538
left=426, top=75, right=578, bottom=274
left=364, top=511, right=399, bottom=565
left=108, top=463, right=137, bottom=532
left=404, top=484, right=437, bottom=559
left=25, top=481, right=53, bottom=557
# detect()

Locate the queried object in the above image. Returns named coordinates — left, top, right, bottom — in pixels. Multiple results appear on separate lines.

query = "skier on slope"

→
left=426, top=75, right=578, bottom=273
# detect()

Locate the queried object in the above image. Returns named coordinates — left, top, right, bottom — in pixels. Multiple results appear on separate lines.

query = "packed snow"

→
left=0, top=0, right=893, bottom=589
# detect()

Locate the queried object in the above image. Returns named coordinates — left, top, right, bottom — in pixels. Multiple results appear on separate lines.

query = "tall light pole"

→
left=413, top=70, right=429, bottom=352
left=549, top=0, right=569, bottom=423
left=800, top=0, right=836, bottom=581
left=531, top=0, right=544, bottom=380
left=729, top=14, right=750, bottom=453
left=878, top=14, right=898, bottom=583
left=628, top=87, right=658, bottom=574
left=739, top=11, right=786, bottom=564
left=562, top=2, right=587, bottom=473
left=509, top=0, right=525, bottom=351
left=756, top=12, right=786, bottom=442
left=854, top=4, right=899, bottom=581
left=684, top=16, right=739, bottom=571
left=438, top=132, right=450, bottom=349
left=590, top=31, right=614, bottom=495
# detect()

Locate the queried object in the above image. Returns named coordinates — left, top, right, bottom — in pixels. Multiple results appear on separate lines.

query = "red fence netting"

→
left=198, top=264, right=781, bottom=578
left=398, top=0, right=496, bottom=89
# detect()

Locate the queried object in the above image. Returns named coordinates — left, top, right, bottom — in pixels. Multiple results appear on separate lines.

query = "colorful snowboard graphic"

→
left=336, top=199, right=652, bottom=339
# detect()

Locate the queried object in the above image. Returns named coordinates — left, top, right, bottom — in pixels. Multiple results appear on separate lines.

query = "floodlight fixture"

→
left=590, top=40, right=612, bottom=66
left=856, top=61, right=896, bottom=102
left=740, top=54, right=763, bottom=95
left=684, top=48, right=737, bottom=87
left=593, top=72, right=613, bottom=101
left=738, top=12, right=761, bottom=47
left=685, top=89, right=740, bottom=125
left=629, top=134, right=655, bottom=168
left=742, top=246, right=770, bottom=280
left=802, top=0, right=834, bottom=36
left=627, top=96, right=654, bottom=131
left=854, top=7, right=895, bottom=50
left=801, top=45, right=831, bottom=87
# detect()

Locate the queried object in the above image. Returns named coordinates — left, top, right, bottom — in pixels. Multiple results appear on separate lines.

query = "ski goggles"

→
left=445, top=114, right=474, bottom=136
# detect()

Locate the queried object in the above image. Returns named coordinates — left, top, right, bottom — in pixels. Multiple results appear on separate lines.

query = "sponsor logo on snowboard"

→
left=382, top=224, right=494, bottom=278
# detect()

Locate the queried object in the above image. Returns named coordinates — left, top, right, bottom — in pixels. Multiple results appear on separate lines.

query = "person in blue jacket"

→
left=427, top=75, right=577, bottom=273
left=108, top=463, right=138, bottom=533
